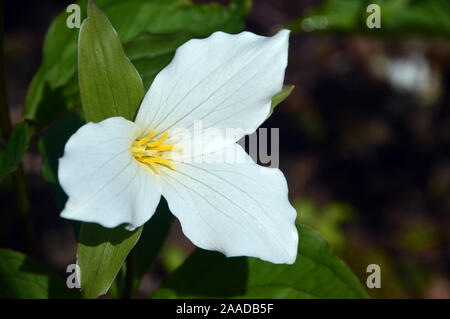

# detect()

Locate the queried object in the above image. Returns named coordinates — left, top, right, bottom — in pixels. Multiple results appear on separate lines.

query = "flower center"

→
left=131, top=130, right=181, bottom=173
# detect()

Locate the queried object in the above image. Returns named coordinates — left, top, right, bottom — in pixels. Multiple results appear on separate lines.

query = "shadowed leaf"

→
left=0, top=249, right=78, bottom=299
left=152, top=225, right=369, bottom=299
left=0, top=121, right=30, bottom=182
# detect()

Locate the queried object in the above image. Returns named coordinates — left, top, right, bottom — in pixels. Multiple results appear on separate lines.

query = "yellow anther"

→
left=140, top=158, right=161, bottom=173
left=147, top=132, right=168, bottom=148
left=147, top=156, right=176, bottom=170
left=131, top=130, right=180, bottom=173
left=154, top=144, right=180, bottom=152
left=135, top=130, right=155, bottom=146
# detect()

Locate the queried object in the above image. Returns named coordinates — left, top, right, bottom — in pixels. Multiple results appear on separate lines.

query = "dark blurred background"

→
left=1, top=0, right=449, bottom=298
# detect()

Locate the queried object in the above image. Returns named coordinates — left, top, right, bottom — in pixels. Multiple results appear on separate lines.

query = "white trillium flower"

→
left=58, top=30, right=298, bottom=264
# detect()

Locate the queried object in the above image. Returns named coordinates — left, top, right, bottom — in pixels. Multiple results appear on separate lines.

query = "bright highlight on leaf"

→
left=270, top=84, right=294, bottom=116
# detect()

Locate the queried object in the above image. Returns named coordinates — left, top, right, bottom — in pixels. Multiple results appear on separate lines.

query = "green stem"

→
left=11, top=167, right=34, bottom=254
left=122, top=247, right=136, bottom=299
left=0, top=0, right=34, bottom=255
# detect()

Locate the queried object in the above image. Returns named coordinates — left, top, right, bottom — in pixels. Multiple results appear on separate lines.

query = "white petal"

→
left=135, top=29, right=290, bottom=153
left=58, top=117, right=161, bottom=230
left=159, top=143, right=298, bottom=264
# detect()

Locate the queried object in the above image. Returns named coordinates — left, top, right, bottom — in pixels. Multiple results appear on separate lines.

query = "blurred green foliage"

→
left=396, top=222, right=440, bottom=254
left=286, top=0, right=450, bottom=38
left=294, top=197, right=445, bottom=298
left=294, top=197, right=354, bottom=251
left=159, top=242, right=190, bottom=274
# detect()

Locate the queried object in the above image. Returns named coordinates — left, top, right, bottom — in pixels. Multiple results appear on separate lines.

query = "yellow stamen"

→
left=130, top=130, right=180, bottom=173
left=154, top=144, right=182, bottom=152
left=135, top=130, right=155, bottom=146
left=147, top=132, right=168, bottom=148
left=147, top=156, right=176, bottom=170
left=140, top=158, right=161, bottom=173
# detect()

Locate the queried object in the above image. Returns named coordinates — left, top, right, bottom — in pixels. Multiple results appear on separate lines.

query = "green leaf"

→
left=77, top=223, right=143, bottom=298
left=0, top=249, right=78, bottom=298
left=78, top=1, right=145, bottom=122
left=269, top=84, right=294, bottom=116
left=109, top=199, right=173, bottom=298
left=0, top=121, right=30, bottom=182
left=152, top=225, right=369, bottom=299
left=24, top=0, right=250, bottom=130
left=285, top=0, right=450, bottom=38
left=75, top=1, right=147, bottom=299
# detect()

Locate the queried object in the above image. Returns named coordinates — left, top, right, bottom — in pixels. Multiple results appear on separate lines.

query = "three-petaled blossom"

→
left=59, top=30, right=298, bottom=264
